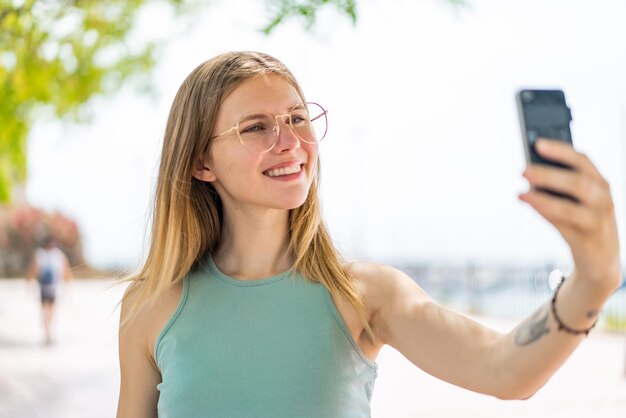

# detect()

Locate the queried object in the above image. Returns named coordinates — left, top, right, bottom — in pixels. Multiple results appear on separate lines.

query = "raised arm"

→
left=366, top=263, right=617, bottom=400
left=364, top=138, right=621, bottom=400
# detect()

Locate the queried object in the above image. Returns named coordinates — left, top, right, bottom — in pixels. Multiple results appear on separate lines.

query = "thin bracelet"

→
left=551, top=275, right=598, bottom=337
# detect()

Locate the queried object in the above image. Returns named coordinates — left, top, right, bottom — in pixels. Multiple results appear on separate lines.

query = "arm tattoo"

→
left=514, top=304, right=550, bottom=346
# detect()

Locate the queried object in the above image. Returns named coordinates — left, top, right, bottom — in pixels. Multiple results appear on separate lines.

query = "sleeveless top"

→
left=154, top=255, right=378, bottom=418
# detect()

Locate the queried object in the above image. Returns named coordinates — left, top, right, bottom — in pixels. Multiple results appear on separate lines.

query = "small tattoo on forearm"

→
left=586, top=309, right=599, bottom=319
left=515, top=305, right=550, bottom=346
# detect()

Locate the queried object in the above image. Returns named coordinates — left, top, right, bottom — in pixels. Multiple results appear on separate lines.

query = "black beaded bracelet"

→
left=551, top=275, right=598, bottom=337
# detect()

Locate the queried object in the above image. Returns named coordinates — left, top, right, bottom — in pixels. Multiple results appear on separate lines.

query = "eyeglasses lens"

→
left=236, top=102, right=327, bottom=153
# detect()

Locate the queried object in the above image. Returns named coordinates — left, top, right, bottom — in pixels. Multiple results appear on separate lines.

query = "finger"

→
left=535, top=139, right=606, bottom=184
left=519, top=190, right=598, bottom=233
left=523, top=164, right=605, bottom=208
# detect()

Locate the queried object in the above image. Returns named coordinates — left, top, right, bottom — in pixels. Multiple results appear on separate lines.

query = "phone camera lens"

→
left=522, top=91, right=534, bottom=103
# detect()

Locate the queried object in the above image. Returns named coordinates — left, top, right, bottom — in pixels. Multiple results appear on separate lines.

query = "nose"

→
left=273, top=116, right=301, bottom=153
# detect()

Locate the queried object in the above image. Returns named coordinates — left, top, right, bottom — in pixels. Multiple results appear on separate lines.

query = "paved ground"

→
left=0, top=278, right=625, bottom=418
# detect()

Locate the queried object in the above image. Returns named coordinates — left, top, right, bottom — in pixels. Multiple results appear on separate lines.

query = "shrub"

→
left=0, top=205, right=85, bottom=277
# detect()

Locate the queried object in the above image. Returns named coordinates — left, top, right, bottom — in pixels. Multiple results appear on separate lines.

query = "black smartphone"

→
left=516, top=89, right=578, bottom=202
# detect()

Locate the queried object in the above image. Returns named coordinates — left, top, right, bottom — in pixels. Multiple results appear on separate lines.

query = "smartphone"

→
left=516, top=89, right=578, bottom=202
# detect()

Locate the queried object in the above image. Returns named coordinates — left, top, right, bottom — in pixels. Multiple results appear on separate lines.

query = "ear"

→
left=192, top=157, right=217, bottom=183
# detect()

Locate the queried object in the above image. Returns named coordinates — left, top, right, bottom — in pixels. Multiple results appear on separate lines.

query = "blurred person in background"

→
left=27, top=234, right=72, bottom=345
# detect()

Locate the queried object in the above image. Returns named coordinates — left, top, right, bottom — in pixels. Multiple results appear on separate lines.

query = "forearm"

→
left=494, top=270, right=619, bottom=399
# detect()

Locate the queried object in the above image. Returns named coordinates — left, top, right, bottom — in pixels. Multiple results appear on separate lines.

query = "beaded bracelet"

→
left=551, top=275, right=598, bottom=337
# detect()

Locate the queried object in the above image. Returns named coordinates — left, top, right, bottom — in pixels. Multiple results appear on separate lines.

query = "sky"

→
left=25, top=0, right=626, bottom=270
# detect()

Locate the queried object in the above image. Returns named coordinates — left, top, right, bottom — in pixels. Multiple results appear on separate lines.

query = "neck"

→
left=212, top=207, right=293, bottom=280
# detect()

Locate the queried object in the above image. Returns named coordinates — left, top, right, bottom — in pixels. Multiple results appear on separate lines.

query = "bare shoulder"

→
left=344, top=261, right=432, bottom=345
left=120, top=279, right=184, bottom=360
left=117, top=279, right=183, bottom=417
left=344, top=261, right=431, bottom=309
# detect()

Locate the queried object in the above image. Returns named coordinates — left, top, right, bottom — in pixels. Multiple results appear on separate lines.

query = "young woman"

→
left=116, top=51, right=622, bottom=417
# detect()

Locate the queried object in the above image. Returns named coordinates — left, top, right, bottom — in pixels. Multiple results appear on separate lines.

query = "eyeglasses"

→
left=209, top=102, right=328, bottom=154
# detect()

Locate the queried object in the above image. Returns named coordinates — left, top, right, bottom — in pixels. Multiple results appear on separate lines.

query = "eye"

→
left=290, top=114, right=309, bottom=125
left=240, top=122, right=267, bottom=134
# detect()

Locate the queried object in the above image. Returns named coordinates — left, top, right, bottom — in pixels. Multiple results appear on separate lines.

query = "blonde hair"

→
left=121, top=51, right=377, bottom=345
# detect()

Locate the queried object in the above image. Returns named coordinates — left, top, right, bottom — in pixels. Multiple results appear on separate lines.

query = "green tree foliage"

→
left=0, top=0, right=186, bottom=203
left=262, top=0, right=358, bottom=34
left=261, top=0, right=467, bottom=34
left=0, top=0, right=466, bottom=204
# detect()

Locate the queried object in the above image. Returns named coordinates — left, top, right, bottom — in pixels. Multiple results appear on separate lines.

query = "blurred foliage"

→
left=0, top=0, right=468, bottom=204
left=262, top=0, right=358, bottom=34
left=0, top=205, right=84, bottom=277
left=604, top=310, right=626, bottom=333
left=261, top=0, right=468, bottom=34
left=0, top=0, right=188, bottom=203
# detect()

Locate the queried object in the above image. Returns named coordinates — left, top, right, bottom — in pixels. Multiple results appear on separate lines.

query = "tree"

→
left=262, top=0, right=467, bottom=34
left=0, top=0, right=187, bottom=203
left=0, top=0, right=465, bottom=204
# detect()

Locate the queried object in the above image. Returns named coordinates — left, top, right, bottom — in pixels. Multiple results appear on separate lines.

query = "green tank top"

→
left=155, top=254, right=378, bottom=418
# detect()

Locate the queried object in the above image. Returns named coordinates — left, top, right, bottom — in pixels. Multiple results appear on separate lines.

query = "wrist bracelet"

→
left=551, top=275, right=598, bottom=337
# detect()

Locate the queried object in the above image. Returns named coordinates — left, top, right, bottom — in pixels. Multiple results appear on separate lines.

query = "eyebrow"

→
left=238, top=103, right=304, bottom=118
left=239, top=113, right=268, bottom=122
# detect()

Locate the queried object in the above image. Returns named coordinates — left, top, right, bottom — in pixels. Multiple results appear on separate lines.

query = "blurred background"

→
left=1, top=0, right=625, bottom=417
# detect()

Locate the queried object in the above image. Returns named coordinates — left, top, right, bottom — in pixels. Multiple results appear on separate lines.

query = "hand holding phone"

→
left=516, top=89, right=578, bottom=202
left=516, top=90, right=621, bottom=295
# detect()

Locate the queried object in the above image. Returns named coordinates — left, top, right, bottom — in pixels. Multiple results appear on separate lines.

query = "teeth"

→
left=266, top=164, right=302, bottom=177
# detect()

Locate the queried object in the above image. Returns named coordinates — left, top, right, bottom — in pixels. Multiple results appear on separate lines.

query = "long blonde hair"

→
left=121, top=51, right=377, bottom=345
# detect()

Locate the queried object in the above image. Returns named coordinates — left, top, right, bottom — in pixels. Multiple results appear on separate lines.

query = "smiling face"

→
left=193, top=73, right=319, bottom=214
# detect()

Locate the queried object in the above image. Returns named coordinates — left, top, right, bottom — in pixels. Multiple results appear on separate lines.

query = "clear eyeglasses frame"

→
left=208, top=102, right=328, bottom=154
